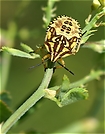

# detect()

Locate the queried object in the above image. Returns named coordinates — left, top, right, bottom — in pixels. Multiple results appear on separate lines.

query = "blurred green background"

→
left=1, top=0, right=104, bottom=133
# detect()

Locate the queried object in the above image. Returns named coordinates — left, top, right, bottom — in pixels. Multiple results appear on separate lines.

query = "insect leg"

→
left=57, top=58, right=74, bottom=75
left=42, top=54, right=50, bottom=70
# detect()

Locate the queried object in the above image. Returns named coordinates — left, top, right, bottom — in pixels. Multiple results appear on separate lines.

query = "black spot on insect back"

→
left=44, top=15, right=82, bottom=62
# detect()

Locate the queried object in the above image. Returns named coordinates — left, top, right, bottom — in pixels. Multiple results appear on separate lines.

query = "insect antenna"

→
left=57, top=61, right=74, bottom=75
left=29, top=58, right=49, bottom=69
left=29, top=62, right=43, bottom=69
left=29, top=58, right=74, bottom=75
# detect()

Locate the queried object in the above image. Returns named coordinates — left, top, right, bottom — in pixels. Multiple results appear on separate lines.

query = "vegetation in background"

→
left=0, top=0, right=105, bottom=133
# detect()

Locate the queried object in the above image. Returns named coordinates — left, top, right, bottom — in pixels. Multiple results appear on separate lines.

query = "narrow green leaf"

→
left=20, top=43, right=35, bottom=53
left=2, top=46, right=40, bottom=59
left=82, top=40, right=105, bottom=53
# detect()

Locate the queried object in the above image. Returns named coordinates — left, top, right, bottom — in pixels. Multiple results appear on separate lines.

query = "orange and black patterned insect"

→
left=43, top=15, right=82, bottom=74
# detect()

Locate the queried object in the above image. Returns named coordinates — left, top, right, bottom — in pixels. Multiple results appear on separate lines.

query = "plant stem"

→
left=1, top=53, right=11, bottom=91
left=69, top=70, right=104, bottom=88
left=43, top=0, right=56, bottom=28
left=1, top=68, right=53, bottom=134
left=1, top=22, right=17, bottom=91
left=82, top=7, right=105, bottom=44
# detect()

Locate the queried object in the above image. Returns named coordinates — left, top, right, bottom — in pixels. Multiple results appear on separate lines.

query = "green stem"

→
left=69, top=70, right=104, bottom=88
left=44, top=0, right=55, bottom=28
left=82, top=7, right=105, bottom=44
left=1, top=68, right=53, bottom=134
left=49, top=70, right=104, bottom=91
left=1, top=53, right=11, bottom=91
left=1, top=22, right=17, bottom=91
left=83, top=7, right=105, bottom=34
